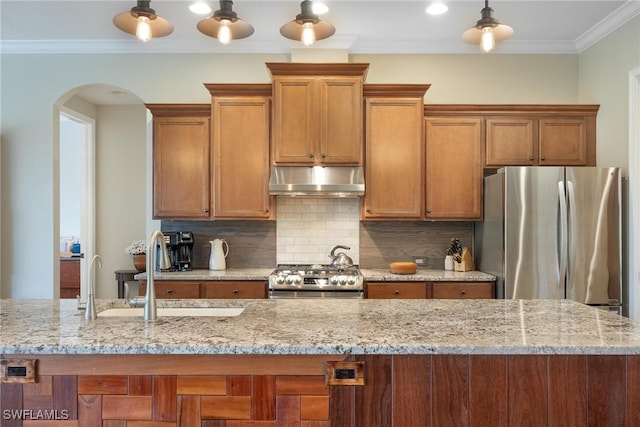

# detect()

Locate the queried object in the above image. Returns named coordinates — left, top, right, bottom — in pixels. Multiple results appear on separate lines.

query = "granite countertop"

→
left=135, top=268, right=496, bottom=282
left=1, top=298, right=639, bottom=356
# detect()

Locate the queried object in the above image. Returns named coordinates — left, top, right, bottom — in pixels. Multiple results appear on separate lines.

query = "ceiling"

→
left=1, top=0, right=639, bottom=55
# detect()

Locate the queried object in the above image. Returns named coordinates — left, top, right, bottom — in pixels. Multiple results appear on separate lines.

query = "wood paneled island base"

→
left=2, top=353, right=639, bottom=426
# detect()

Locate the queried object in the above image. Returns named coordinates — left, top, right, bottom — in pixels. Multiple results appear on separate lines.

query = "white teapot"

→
left=209, top=239, right=229, bottom=270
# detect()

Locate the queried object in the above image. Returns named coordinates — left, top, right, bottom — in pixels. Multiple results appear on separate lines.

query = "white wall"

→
left=0, top=38, right=633, bottom=298
left=578, top=15, right=640, bottom=319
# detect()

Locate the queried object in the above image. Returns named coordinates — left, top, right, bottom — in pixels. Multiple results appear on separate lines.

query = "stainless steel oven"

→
left=268, top=264, right=364, bottom=299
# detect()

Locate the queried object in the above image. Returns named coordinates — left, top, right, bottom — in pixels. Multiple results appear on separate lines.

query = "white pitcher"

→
left=209, top=239, right=229, bottom=270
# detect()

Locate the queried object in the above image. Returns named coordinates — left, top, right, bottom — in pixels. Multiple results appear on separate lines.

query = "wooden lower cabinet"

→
left=366, top=282, right=427, bottom=299
left=59, top=258, right=80, bottom=298
left=366, top=281, right=495, bottom=299
left=2, top=354, right=637, bottom=426
left=138, top=280, right=267, bottom=299
left=203, top=280, right=267, bottom=299
left=432, top=281, right=494, bottom=299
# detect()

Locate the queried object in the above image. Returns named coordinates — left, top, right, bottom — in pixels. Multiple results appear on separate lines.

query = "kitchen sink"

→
left=97, top=307, right=245, bottom=317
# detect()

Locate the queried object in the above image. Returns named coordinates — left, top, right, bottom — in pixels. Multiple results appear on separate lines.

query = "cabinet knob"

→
left=232, top=289, right=239, bottom=294
left=166, top=288, right=173, bottom=294
left=529, top=156, right=534, bottom=161
left=460, top=290, right=466, bottom=295
left=321, top=154, right=326, bottom=158
left=426, top=209, right=432, bottom=214
left=264, top=208, right=270, bottom=213
left=541, top=156, right=546, bottom=160
left=366, top=208, right=371, bottom=214
left=394, top=289, right=400, bottom=295
left=308, top=153, right=314, bottom=158
left=203, top=208, right=209, bottom=213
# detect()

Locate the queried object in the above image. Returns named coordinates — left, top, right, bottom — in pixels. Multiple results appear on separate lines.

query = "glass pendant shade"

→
left=197, top=0, right=254, bottom=43
left=113, top=0, right=173, bottom=41
left=461, top=0, right=513, bottom=52
left=280, top=0, right=335, bottom=46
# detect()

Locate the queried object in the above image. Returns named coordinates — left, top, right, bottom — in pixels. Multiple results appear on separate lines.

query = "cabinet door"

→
left=539, top=118, right=587, bottom=165
left=203, top=281, right=267, bottom=299
left=139, top=280, right=202, bottom=299
left=272, top=77, right=316, bottom=164
left=60, top=259, right=80, bottom=298
left=152, top=113, right=211, bottom=219
left=363, top=98, right=424, bottom=219
left=485, top=118, right=536, bottom=166
left=425, top=117, right=483, bottom=220
left=431, top=282, right=494, bottom=299
left=212, top=97, right=272, bottom=219
left=319, top=77, right=363, bottom=164
left=366, top=282, right=427, bottom=299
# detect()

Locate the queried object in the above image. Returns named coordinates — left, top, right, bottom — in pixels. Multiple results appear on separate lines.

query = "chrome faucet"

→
left=85, top=255, right=103, bottom=320
left=127, top=230, right=171, bottom=321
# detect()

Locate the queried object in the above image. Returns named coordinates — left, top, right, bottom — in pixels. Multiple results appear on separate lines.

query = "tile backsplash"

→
left=276, top=198, right=360, bottom=265
left=163, top=198, right=474, bottom=269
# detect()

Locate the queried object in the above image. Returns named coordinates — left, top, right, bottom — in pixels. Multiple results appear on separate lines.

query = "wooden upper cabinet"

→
left=148, top=104, right=211, bottom=219
left=363, top=85, right=429, bottom=220
left=425, top=117, right=483, bottom=220
left=482, top=105, right=597, bottom=167
left=486, top=118, right=536, bottom=166
left=538, top=117, right=587, bottom=165
left=208, top=84, right=273, bottom=219
left=267, top=62, right=368, bottom=165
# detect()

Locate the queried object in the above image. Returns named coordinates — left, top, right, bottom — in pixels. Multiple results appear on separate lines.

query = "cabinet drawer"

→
left=203, top=281, right=267, bottom=299
left=139, top=281, right=201, bottom=299
left=366, top=282, right=427, bottom=299
left=60, top=260, right=80, bottom=288
left=431, top=282, right=494, bottom=299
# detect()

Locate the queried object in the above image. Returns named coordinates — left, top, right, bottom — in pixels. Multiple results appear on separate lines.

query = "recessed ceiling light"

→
left=312, top=2, right=330, bottom=15
left=426, top=3, right=448, bottom=15
left=189, top=2, right=212, bottom=15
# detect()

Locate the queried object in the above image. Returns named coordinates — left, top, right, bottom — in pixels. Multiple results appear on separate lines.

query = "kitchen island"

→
left=1, top=298, right=639, bottom=425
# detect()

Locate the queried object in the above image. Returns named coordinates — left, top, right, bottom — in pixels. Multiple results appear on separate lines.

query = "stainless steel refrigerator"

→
left=475, top=167, right=622, bottom=311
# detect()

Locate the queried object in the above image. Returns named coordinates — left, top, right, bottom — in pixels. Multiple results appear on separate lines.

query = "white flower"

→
left=125, top=239, right=146, bottom=255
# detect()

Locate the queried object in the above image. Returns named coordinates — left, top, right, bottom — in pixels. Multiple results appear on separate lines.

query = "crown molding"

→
left=575, top=0, right=640, bottom=53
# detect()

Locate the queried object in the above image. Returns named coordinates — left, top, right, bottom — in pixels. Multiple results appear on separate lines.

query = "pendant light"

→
left=197, top=1, right=254, bottom=45
left=113, top=0, right=173, bottom=42
left=280, top=0, right=335, bottom=47
left=462, top=0, right=513, bottom=52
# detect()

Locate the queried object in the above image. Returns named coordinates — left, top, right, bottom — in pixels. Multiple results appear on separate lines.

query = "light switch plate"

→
left=325, top=361, right=365, bottom=386
left=1, top=358, right=37, bottom=383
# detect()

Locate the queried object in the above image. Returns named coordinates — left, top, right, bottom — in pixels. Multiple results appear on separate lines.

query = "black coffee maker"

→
left=163, top=231, right=194, bottom=271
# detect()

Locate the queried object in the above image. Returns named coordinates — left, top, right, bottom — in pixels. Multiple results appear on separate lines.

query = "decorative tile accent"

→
left=276, top=198, right=360, bottom=264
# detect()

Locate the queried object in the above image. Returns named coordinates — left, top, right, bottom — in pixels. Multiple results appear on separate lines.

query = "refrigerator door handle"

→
left=558, top=181, right=568, bottom=289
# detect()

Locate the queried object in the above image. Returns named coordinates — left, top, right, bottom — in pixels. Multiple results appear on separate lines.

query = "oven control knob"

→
left=347, top=276, right=356, bottom=285
left=330, top=276, right=339, bottom=285
left=285, top=276, right=295, bottom=285
left=276, top=276, right=285, bottom=284
left=339, top=276, right=347, bottom=285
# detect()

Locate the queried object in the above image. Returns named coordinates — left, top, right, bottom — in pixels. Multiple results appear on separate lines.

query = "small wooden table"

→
left=114, top=270, right=138, bottom=299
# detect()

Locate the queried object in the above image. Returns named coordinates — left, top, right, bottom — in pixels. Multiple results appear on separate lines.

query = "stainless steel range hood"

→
left=269, top=166, right=365, bottom=197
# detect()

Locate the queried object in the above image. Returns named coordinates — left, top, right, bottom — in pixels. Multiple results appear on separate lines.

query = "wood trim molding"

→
left=363, top=84, right=431, bottom=98
left=424, top=104, right=600, bottom=116
left=10, top=354, right=350, bottom=376
left=266, top=62, right=370, bottom=78
left=145, top=103, right=211, bottom=117
left=204, top=83, right=273, bottom=97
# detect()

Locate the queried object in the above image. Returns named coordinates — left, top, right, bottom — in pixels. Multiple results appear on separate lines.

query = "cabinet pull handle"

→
left=166, top=288, right=173, bottom=294
left=232, top=289, right=239, bottom=294
left=394, top=289, right=400, bottom=295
